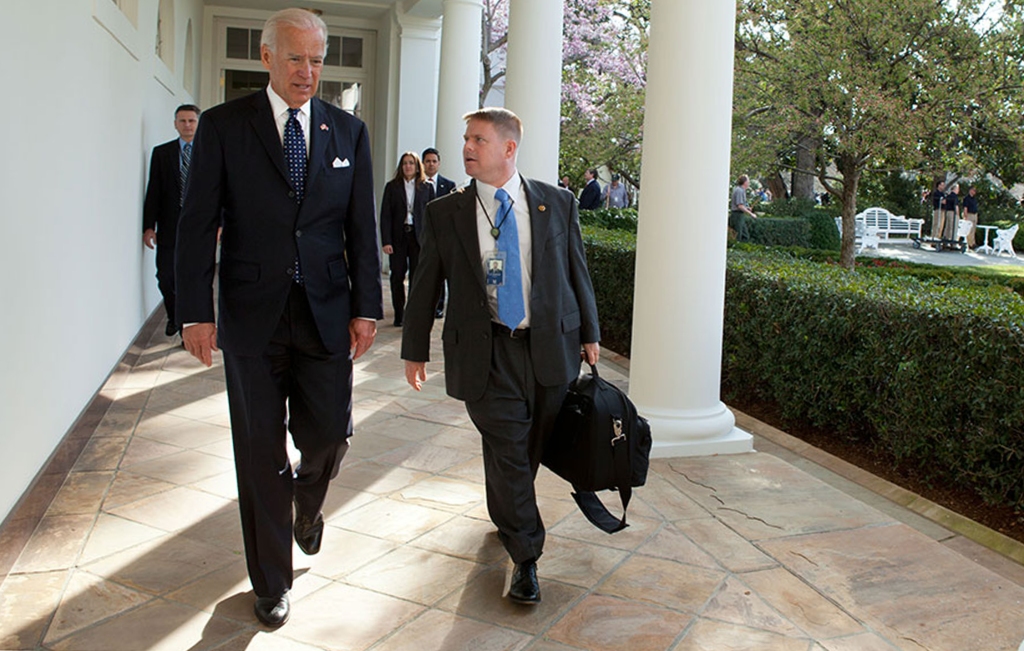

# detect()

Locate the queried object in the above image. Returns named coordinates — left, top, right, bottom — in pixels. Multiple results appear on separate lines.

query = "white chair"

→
left=955, top=219, right=974, bottom=250
left=993, top=224, right=1019, bottom=257
left=856, top=222, right=880, bottom=253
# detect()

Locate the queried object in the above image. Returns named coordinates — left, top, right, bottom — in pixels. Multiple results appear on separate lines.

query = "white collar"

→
left=476, top=171, right=522, bottom=205
left=266, top=85, right=311, bottom=119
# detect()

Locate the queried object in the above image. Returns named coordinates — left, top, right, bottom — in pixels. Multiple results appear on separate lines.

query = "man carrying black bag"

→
left=402, top=108, right=600, bottom=606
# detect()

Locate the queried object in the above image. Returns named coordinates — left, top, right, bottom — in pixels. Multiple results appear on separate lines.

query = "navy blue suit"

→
left=175, top=90, right=382, bottom=599
left=578, top=178, right=602, bottom=210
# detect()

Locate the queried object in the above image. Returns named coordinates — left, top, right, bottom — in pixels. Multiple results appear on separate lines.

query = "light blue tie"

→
left=494, top=188, right=525, bottom=329
left=179, top=142, right=191, bottom=207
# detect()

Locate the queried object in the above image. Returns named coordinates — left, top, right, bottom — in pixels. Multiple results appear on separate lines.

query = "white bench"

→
left=856, top=207, right=924, bottom=239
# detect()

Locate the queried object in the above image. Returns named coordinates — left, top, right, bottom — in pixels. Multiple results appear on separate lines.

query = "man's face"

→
left=463, top=119, right=514, bottom=185
left=423, top=153, right=440, bottom=178
left=584, top=170, right=594, bottom=182
left=969, top=188, right=976, bottom=196
left=261, top=25, right=325, bottom=109
left=938, top=182, right=946, bottom=192
left=174, top=110, right=199, bottom=142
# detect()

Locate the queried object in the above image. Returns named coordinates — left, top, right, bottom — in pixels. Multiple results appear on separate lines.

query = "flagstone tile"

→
left=546, top=594, right=692, bottom=651
left=678, top=517, right=778, bottom=573
left=332, top=461, right=429, bottom=495
left=82, top=534, right=237, bottom=595
left=540, top=537, right=628, bottom=587
left=123, top=449, right=233, bottom=485
left=411, top=516, right=508, bottom=564
left=135, top=416, right=230, bottom=449
left=48, top=599, right=241, bottom=651
left=0, top=570, right=67, bottom=650
left=101, top=471, right=175, bottom=510
left=548, top=509, right=661, bottom=552
left=119, top=437, right=182, bottom=468
left=597, top=555, right=725, bottom=614
left=670, top=618, right=809, bottom=651
left=322, top=482, right=379, bottom=521
left=395, top=476, right=485, bottom=513
left=92, top=409, right=142, bottom=437
left=636, top=524, right=722, bottom=571
left=307, top=528, right=399, bottom=579
left=190, top=470, right=240, bottom=501
left=437, top=567, right=586, bottom=635
left=331, top=498, right=453, bottom=543
left=178, top=507, right=244, bottom=553
left=426, top=426, right=482, bottom=453
left=209, top=631, right=326, bottom=651
left=636, top=473, right=712, bottom=522
left=700, top=576, right=805, bottom=638
left=285, top=583, right=424, bottom=651
left=442, top=457, right=487, bottom=485
left=72, top=436, right=130, bottom=471
left=46, top=471, right=114, bottom=516
left=759, top=522, right=1024, bottom=651
left=11, top=514, right=94, bottom=573
left=813, top=632, right=904, bottom=651
left=741, top=567, right=863, bottom=639
left=373, top=609, right=531, bottom=651
left=44, top=570, right=153, bottom=643
left=346, top=547, right=485, bottom=605
left=345, top=432, right=413, bottom=460
left=527, top=642, right=588, bottom=651
left=107, top=485, right=233, bottom=533
left=376, top=442, right=476, bottom=474
left=79, top=513, right=166, bottom=565
left=361, top=414, right=448, bottom=442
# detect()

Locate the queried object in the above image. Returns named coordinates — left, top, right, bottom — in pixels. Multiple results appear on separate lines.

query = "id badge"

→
left=485, top=250, right=507, bottom=286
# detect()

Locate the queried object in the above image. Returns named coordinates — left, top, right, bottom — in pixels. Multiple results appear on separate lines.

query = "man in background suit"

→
left=578, top=167, right=602, bottom=210
left=421, top=147, right=456, bottom=318
left=402, top=108, right=600, bottom=605
left=175, top=8, right=382, bottom=628
left=143, top=104, right=199, bottom=337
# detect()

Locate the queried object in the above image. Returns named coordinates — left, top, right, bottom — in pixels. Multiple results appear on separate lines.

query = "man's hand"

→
left=405, top=360, right=427, bottom=391
left=349, top=319, right=377, bottom=360
left=582, top=342, right=600, bottom=366
left=143, top=229, right=156, bottom=249
left=183, top=323, right=218, bottom=367
left=382, top=245, right=394, bottom=255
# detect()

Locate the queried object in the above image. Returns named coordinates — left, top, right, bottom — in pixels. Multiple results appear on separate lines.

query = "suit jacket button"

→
left=295, top=230, right=302, bottom=237
left=286, top=268, right=294, bottom=276
left=288, top=190, right=296, bottom=199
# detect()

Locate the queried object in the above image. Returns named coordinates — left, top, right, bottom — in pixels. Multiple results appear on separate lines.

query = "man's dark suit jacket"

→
left=433, top=174, right=456, bottom=198
left=401, top=179, right=600, bottom=402
left=143, top=139, right=183, bottom=245
left=175, top=91, right=383, bottom=356
left=578, top=178, right=602, bottom=210
left=379, top=177, right=432, bottom=245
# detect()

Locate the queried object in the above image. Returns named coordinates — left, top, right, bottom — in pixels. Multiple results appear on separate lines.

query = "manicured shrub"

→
left=579, top=207, right=638, bottom=233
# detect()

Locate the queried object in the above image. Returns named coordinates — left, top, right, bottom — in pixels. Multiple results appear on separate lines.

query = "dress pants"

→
left=465, top=332, right=569, bottom=564
left=156, top=242, right=176, bottom=326
left=389, top=226, right=420, bottom=322
left=964, top=212, right=978, bottom=247
left=222, top=283, right=352, bottom=598
left=932, top=208, right=945, bottom=239
left=942, top=209, right=958, bottom=240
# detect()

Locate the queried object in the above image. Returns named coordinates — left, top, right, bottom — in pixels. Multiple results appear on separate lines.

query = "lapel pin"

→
left=538, top=205, right=546, bottom=212
left=320, top=123, right=329, bottom=131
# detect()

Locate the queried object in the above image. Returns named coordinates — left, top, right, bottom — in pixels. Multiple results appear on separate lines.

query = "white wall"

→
left=0, top=0, right=204, bottom=522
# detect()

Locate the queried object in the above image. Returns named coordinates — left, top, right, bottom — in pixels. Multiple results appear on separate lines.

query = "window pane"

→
left=250, top=29, right=262, bottom=60
left=224, top=69, right=270, bottom=102
left=341, top=82, right=361, bottom=116
left=319, top=81, right=341, bottom=106
left=325, top=35, right=340, bottom=67
left=226, top=27, right=249, bottom=59
left=342, top=37, right=362, bottom=68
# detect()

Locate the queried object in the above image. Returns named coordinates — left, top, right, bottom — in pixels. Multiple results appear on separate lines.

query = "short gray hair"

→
left=463, top=107, right=524, bottom=144
left=261, top=8, right=328, bottom=54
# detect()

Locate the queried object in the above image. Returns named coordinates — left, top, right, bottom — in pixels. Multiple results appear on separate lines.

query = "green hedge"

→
left=579, top=207, right=638, bottom=233
left=581, top=230, right=1024, bottom=509
left=724, top=249, right=1024, bottom=508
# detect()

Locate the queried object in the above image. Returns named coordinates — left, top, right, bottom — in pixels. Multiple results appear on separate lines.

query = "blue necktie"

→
left=284, top=108, right=306, bottom=283
left=494, top=188, right=525, bottom=329
left=179, top=142, right=191, bottom=207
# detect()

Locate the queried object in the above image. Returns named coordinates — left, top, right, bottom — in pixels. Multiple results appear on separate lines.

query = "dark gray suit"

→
left=401, top=177, right=599, bottom=562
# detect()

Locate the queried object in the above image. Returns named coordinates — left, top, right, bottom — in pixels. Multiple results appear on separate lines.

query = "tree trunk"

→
left=838, top=155, right=861, bottom=269
left=764, top=172, right=787, bottom=202
left=792, top=134, right=817, bottom=200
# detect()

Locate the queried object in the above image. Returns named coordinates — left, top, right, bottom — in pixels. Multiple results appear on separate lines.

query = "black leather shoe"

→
left=434, top=309, right=444, bottom=319
left=165, top=321, right=177, bottom=337
left=294, top=511, right=324, bottom=555
left=393, top=318, right=403, bottom=327
left=508, top=560, right=541, bottom=604
left=254, top=592, right=289, bottom=628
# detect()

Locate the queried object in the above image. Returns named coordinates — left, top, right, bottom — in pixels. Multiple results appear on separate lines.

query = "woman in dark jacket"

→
left=380, top=152, right=433, bottom=326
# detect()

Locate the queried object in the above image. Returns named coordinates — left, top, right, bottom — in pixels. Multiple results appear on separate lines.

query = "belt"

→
left=491, top=321, right=530, bottom=339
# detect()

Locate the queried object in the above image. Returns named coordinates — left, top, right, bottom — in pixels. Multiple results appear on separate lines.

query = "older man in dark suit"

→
left=142, top=104, right=199, bottom=337
left=578, top=167, right=602, bottom=210
left=175, top=8, right=382, bottom=628
left=402, top=108, right=600, bottom=605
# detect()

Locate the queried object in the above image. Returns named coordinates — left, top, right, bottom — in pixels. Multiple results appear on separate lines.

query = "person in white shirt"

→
left=380, top=152, right=433, bottom=326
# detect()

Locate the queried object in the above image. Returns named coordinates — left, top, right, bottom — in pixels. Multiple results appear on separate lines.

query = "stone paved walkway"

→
left=2, top=293, right=1024, bottom=650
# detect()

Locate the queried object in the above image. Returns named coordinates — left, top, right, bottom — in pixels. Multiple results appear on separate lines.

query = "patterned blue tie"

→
left=179, top=142, right=191, bottom=207
left=494, top=188, right=525, bottom=329
left=284, top=108, right=306, bottom=283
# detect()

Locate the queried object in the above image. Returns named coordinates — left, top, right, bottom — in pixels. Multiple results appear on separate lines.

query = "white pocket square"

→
left=332, top=157, right=350, bottom=168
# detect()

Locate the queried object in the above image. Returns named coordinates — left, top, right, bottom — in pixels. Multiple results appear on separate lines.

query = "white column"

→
left=629, top=0, right=752, bottom=457
left=503, top=0, right=563, bottom=182
left=394, top=15, right=441, bottom=159
left=435, top=0, right=483, bottom=174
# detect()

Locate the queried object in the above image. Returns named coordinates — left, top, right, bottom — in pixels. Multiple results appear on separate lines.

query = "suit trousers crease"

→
left=155, top=244, right=176, bottom=325
left=389, top=229, right=420, bottom=321
left=465, top=334, right=569, bottom=564
left=222, top=283, right=351, bottom=598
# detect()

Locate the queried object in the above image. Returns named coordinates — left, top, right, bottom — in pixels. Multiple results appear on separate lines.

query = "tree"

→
left=734, top=0, right=1015, bottom=268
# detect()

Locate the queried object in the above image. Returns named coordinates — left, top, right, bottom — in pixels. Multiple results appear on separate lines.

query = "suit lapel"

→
left=249, top=91, right=290, bottom=186
left=453, top=182, right=486, bottom=290
left=306, top=99, right=328, bottom=191
left=522, top=178, right=551, bottom=280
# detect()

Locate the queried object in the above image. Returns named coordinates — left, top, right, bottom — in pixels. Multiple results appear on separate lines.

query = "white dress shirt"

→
left=475, top=172, right=532, bottom=328
left=266, top=86, right=311, bottom=151
left=404, top=178, right=415, bottom=225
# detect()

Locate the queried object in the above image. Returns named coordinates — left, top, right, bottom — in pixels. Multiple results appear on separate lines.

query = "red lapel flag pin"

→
left=320, top=123, right=329, bottom=131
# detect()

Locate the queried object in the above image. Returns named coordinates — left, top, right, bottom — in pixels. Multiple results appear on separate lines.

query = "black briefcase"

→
left=542, top=364, right=652, bottom=533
